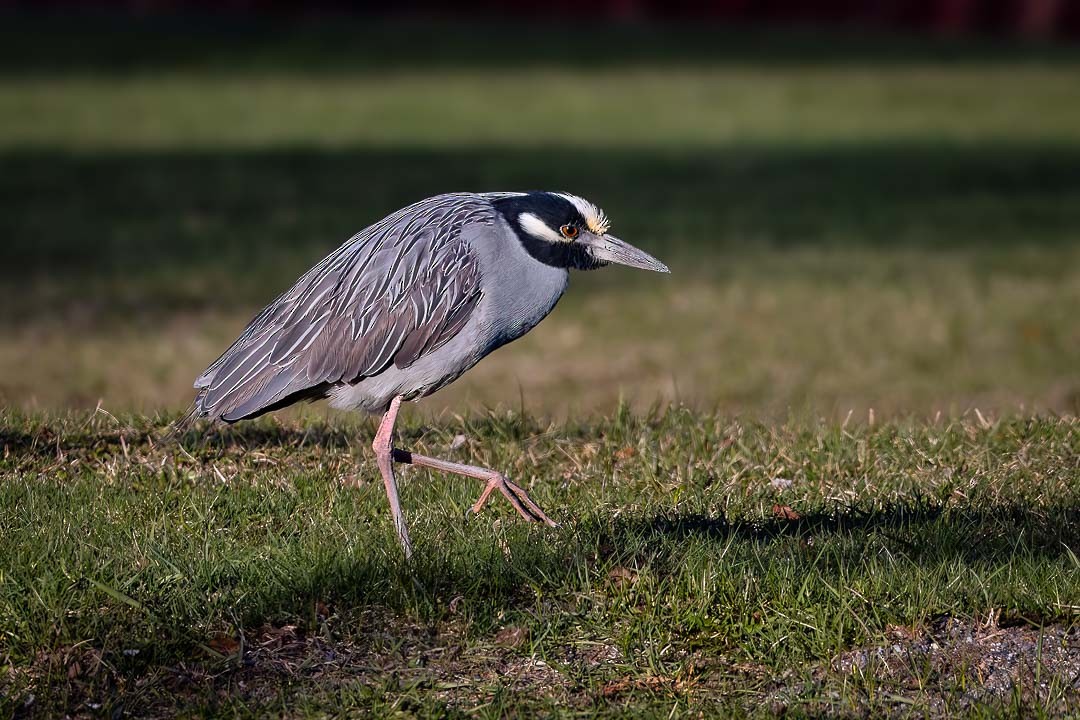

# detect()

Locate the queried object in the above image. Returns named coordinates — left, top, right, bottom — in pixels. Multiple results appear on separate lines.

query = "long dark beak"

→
left=582, top=233, right=670, bottom=273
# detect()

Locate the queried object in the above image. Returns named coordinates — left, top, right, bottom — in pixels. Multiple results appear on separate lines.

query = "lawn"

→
left=4, top=410, right=1079, bottom=717
left=1, top=18, right=1078, bottom=718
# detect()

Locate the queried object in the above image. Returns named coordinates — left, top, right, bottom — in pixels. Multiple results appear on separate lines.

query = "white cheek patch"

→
left=519, top=212, right=566, bottom=243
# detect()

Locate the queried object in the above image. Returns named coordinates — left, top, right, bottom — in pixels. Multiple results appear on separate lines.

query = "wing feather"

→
left=190, top=193, right=491, bottom=423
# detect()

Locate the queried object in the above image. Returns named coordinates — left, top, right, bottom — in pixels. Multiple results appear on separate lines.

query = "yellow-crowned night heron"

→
left=179, top=192, right=668, bottom=557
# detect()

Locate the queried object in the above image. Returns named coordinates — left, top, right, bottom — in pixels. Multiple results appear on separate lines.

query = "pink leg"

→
left=372, top=396, right=413, bottom=559
left=392, top=449, right=558, bottom=527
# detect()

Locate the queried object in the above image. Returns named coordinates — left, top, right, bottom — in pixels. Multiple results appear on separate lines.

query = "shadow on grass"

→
left=612, top=506, right=1080, bottom=564
left=4, top=142, right=1080, bottom=324
left=236, top=501, right=1080, bottom=626
left=0, top=420, right=521, bottom=465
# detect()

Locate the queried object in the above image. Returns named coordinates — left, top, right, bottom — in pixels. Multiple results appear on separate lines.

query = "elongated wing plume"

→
left=182, top=194, right=491, bottom=427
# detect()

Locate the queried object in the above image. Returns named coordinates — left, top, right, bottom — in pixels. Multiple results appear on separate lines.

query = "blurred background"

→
left=1, top=0, right=1078, bottom=421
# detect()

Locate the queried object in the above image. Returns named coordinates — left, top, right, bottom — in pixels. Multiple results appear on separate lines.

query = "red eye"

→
left=560, top=224, right=579, bottom=239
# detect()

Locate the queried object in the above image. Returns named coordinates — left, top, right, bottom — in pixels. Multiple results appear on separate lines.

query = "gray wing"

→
left=190, top=194, right=493, bottom=423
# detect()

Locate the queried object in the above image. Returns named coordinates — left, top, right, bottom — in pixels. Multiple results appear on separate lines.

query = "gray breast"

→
left=472, top=212, right=571, bottom=350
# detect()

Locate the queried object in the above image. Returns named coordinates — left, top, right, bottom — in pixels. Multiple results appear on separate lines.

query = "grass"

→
left=2, top=409, right=1078, bottom=717
left=3, top=146, right=1079, bottom=418
left=1, top=16, right=1079, bottom=717
left=7, top=66, right=1080, bottom=150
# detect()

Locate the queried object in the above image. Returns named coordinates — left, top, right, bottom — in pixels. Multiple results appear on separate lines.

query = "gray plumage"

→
left=179, top=190, right=668, bottom=432
left=184, top=194, right=531, bottom=427
left=177, top=190, right=668, bottom=556
left=188, top=194, right=487, bottom=424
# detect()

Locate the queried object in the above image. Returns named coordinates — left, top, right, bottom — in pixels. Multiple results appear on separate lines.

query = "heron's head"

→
left=492, top=192, right=669, bottom=273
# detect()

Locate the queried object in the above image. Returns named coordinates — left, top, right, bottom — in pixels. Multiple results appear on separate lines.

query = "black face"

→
left=492, top=192, right=603, bottom=270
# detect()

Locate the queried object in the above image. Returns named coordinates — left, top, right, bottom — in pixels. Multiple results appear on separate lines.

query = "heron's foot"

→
left=469, top=474, right=558, bottom=527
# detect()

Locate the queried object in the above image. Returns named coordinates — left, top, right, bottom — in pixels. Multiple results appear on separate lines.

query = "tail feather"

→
left=163, top=397, right=209, bottom=445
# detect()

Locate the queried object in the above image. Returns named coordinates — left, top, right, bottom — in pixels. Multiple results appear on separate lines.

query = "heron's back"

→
left=185, top=194, right=495, bottom=425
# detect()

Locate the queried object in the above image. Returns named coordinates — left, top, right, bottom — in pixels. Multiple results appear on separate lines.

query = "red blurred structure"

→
left=553, top=0, right=1077, bottom=39
left=4, top=0, right=1079, bottom=39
